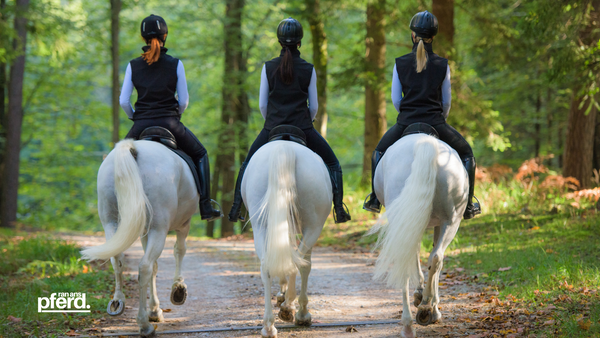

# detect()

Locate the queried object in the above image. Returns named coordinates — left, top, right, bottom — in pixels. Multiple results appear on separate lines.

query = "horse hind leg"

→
left=295, top=248, right=312, bottom=327
left=401, top=278, right=416, bottom=338
left=276, top=275, right=288, bottom=307
left=148, top=260, right=164, bottom=322
left=413, top=242, right=425, bottom=307
left=278, top=273, right=296, bottom=322
left=416, top=221, right=460, bottom=326
left=102, top=221, right=126, bottom=316
left=260, top=264, right=277, bottom=337
left=137, top=228, right=168, bottom=338
left=171, top=221, right=190, bottom=306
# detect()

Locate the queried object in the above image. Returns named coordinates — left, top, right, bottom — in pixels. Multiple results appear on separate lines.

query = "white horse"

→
left=81, top=139, right=197, bottom=337
left=369, top=134, right=468, bottom=338
left=242, top=141, right=332, bottom=338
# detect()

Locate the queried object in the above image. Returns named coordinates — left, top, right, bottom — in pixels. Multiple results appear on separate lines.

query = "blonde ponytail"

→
left=141, top=35, right=166, bottom=65
left=414, top=36, right=433, bottom=73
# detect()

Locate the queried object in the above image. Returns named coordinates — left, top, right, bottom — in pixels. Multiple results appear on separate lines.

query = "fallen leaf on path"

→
left=543, top=320, right=555, bottom=325
left=455, top=267, right=464, bottom=272
left=7, top=316, right=22, bottom=323
left=476, top=260, right=482, bottom=264
left=498, top=267, right=512, bottom=271
left=163, top=309, right=172, bottom=313
left=65, top=330, right=80, bottom=336
left=92, top=295, right=102, bottom=299
left=345, top=326, right=358, bottom=332
left=530, top=226, right=540, bottom=230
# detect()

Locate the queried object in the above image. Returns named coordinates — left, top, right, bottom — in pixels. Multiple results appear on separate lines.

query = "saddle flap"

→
left=268, top=125, right=307, bottom=146
left=139, top=126, right=178, bottom=149
left=401, top=123, right=439, bottom=139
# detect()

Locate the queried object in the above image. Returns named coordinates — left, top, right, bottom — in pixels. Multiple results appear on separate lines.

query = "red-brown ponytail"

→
left=141, top=35, right=166, bottom=65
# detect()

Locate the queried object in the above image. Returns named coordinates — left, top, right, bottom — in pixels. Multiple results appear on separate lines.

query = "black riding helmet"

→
left=277, top=17, right=303, bottom=45
left=141, top=14, right=168, bottom=43
left=409, top=11, right=438, bottom=39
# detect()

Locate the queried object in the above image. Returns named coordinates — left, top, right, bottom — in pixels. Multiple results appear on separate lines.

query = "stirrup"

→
left=228, top=204, right=245, bottom=222
left=362, top=193, right=381, bottom=213
left=333, top=202, right=351, bottom=224
left=463, top=196, right=481, bottom=219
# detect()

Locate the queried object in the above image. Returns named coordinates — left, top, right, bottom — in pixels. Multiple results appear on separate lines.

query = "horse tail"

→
left=81, top=139, right=152, bottom=261
left=259, top=143, right=306, bottom=277
left=369, top=136, right=439, bottom=290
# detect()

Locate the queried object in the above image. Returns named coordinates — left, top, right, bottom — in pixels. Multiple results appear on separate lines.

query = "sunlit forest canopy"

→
left=0, top=0, right=598, bottom=231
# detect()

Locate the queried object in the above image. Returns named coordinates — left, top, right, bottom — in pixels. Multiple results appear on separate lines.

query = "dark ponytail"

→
left=277, top=45, right=295, bottom=85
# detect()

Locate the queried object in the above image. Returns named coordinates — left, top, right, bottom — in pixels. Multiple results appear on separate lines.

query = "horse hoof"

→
left=170, top=283, right=187, bottom=305
left=107, top=299, right=125, bottom=316
left=416, top=305, right=433, bottom=326
left=413, top=291, right=423, bottom=307
left=400, top=326, right=416, bottom=338
left=295, top=312, right=312, bottom=327
left=140, top=326, right=156, bottom=338
left=276, top=292, right=286, bottom=307
left=261, top=326, right=277, bottom=337
left=278, top=306, right=295, bottom=322
left=149, top=308, right=164, bottom=322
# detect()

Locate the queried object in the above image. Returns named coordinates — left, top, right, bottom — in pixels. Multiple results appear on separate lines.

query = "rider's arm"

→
left=259, top=65, right=268, bottom=119
left=308, top=68, right=318, bottom=121
left=442, top=65, right=451, bottom=119
left=176, top=60, right=189, bottom=115
left=119, top=63, right=135, bottom=119
left=391, top=64, right=402, bottom=113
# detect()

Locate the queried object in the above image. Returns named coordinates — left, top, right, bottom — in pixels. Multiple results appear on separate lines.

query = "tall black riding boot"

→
left=228, top=161, right=248, bottom=222
left=363, top=150, right=384, bottom=213
left=197, top=154, right=223, bottom=222
left=463, top=157, right=481, bottom=219
left=330, top=168, right=352, bottom=223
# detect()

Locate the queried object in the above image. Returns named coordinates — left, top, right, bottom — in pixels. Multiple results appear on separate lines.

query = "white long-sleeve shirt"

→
left=258, top=65, right=318, bottom=121
left=119, top=60, right=189, bottom=119
left=391, top=64, right=452, bottom=119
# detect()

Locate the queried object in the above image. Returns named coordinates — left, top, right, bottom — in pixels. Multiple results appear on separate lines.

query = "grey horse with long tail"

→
left=243, top=140, right=332, bottom=337
left=81, top=139, right=198, bottom=337
left=368, top=133, right=469, bottom=338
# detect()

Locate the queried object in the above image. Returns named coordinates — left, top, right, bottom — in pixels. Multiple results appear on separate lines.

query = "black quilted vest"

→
left=395, top=42, right=448, bottom=126
left=264, top=49, right=314, bottom=130
left=130, top=47, right=180, bottom=120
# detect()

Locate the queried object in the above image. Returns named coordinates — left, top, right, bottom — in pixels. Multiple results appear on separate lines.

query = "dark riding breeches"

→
left=245, top=127, right=341, bottom=170
left=375, top=122, right=473, bottom=160
left=126, top=116, right=207, bottom=161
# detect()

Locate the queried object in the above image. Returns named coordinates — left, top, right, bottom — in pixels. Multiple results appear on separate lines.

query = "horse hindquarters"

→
left=81, top=139, right=152, bottom=261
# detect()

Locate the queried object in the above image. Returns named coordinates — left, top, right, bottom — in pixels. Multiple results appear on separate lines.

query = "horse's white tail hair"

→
left=368, top=137, right=439, bottom=290
left=253, top=143, right=306, bottom=277
left=81, top=139, right=152, bottom=261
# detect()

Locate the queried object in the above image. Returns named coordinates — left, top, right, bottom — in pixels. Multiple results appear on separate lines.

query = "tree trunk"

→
left=432, top=0, right=454, bottom=58
left=362, top=0, right=387, bottom=185
left=563, top=0, right=599, bottom=189
left=305, top=0, right=328, bottom=138
left=216, top=0, right=245, bottom=238
left=534, top=93, right=541, bottom=158
left=110, top=0, right=121, bottom=145
left=563, top=92, right=597, bottom=188
left=1, top=0, right=29, bottom=228
left=0, top=0, right=7, bottom=221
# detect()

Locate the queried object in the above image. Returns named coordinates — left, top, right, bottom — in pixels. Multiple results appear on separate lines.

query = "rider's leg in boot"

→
left=363, top=150, right=384, bottom=213
left=463, top=156, right=481, bottom=219
left=197, top=154, right=223, bottom=221
left=329, top=167, right=352, bottom=223
left=228, top=161, right=248, bottom=222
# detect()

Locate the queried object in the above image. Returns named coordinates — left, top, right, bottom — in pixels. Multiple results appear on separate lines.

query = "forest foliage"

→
left=0, top=0, right=598, bottom=233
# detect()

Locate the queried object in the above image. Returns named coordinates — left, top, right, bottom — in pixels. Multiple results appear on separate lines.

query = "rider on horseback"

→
left=228, top=17, right=352, bottom=224
left=119, top=14, right=222, bottom=222
left=363, top=10, right=481, bottom=219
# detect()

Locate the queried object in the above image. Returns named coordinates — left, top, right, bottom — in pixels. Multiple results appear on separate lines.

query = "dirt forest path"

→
left=69, top=235, right=496, bottom=338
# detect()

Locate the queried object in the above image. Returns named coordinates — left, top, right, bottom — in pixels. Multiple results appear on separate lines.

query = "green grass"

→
left=0, top=230, right=126, bottom=337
